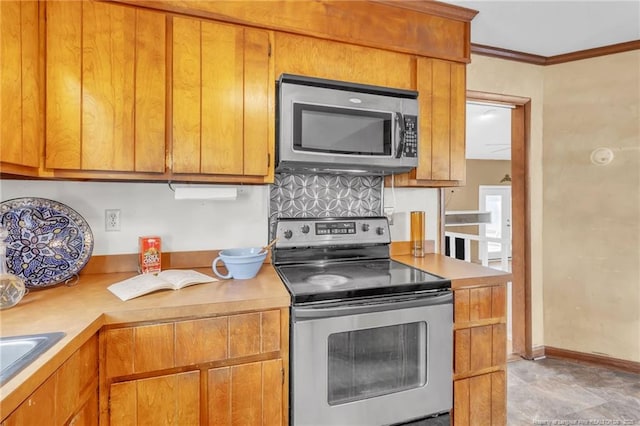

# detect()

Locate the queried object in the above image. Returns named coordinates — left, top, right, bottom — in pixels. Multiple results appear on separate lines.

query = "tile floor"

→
left=508, top=357, right=640, bottom=425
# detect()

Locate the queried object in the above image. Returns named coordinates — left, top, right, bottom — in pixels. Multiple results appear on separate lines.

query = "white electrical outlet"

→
left=105, top=209, right=121, bottom=231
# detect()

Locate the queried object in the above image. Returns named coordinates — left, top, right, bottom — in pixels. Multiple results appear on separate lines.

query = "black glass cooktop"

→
left=275, top=259, right=450, bottom=304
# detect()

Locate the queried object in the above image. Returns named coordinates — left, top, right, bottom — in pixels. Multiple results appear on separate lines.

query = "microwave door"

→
left=293, top=103, right=394, bottom=157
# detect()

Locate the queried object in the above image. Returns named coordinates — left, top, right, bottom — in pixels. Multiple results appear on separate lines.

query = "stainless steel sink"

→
left=0, top=332, right=65, bottom=385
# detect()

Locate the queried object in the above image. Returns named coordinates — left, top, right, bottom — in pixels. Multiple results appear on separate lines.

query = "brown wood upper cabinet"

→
left=45, top=0, right=166, bottom=173
left=2, top=0, right=470, bottom=184
left=0, top=0, right=41, bottom=175
left=171, top=16, right=272, bottom=177
left=391, top=58, right=466, bottom=187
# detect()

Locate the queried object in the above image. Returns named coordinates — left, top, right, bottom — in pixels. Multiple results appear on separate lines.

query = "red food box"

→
left=139, top=236, right=161, bottom=274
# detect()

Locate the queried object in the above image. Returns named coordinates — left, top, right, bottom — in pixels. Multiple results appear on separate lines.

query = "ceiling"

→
left=465, top=103, right=512, bottom=160
left=445, top=0, right=640, bottom=161
left=443, top=0, right=640, bottom=57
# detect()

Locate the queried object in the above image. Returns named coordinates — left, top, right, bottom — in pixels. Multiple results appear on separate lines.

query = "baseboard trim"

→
left=544, top=346, right=640, bottom=374
left=530, top=346, right=546, bottom=360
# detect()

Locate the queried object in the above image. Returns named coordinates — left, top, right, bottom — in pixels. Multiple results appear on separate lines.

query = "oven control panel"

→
left=274, top=217, right=391, bottom=248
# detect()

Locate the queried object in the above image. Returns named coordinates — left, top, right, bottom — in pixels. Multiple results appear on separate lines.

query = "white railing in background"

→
left=444, top=231, right=510, bottom=272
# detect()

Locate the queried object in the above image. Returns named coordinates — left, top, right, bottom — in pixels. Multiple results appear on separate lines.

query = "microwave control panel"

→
left=403, top=115, right=418, bottom=157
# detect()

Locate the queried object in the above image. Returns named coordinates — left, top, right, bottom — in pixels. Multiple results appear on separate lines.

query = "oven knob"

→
left=284, top=229, right=293, bottom=239
left=301, top=225, right=310, bottom=234
left=376, top=227, right=385, bottom=235
left=361, top=223, right=370, bottom=232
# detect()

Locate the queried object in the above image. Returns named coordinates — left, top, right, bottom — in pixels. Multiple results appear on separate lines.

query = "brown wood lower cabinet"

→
left=100, top=308, right=288, bottom=425
left=452, top=283, right=507, bottom=426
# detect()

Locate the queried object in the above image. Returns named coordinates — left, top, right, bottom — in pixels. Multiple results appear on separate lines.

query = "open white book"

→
left=108, top=269, right=218, bottom=301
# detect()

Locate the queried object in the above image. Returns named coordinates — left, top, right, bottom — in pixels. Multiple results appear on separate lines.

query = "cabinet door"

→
left=45, top=1, right=166, bottom=172
left=274, top=32, right=413, bottom=90
left=172, top=17, right=271, bottom=177
left=454, top=323, right=506, bottom=377
left=393, top=57, right=466, bottom=186
left=207, top=359, right=282, bottom=426
left=2, top=375, right=56, bottom=425
left=109, top=371, right=200, bottom=425
left=57, top=335, right=99, bottom=424
left=0, top=0, right=40, bottom=170
left=453, top=371, right=506, bottom=426
left=419, top=57, right=466, bottom=182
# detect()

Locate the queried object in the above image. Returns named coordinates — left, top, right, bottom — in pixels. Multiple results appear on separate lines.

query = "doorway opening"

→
left=444, top=99, right=517, bottom=357
left=444, top=91, right=532, bottom=360
left=466, top=91, right=532, bottom=360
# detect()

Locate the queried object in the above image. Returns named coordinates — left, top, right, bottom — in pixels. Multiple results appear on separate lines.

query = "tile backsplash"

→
left=269, top=173, right=383, bottom=237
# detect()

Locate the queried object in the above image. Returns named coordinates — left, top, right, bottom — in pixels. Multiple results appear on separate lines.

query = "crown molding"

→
left=373, top=0, right=478, bottom=22
left=472, top=40, right=640, bottom=66
left=545, top=40, right=640, bottom=65
left=471, top=44, right=546, bottom=65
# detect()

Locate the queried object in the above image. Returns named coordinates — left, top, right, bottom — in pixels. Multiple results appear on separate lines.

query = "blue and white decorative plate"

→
left=0, top=197, right=94, bottom=288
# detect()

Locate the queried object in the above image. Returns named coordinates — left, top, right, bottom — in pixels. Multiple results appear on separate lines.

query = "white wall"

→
left=384, top=187, right=440, bottom=250
left=1, top=180, right=440, bottom=255
left=0, top=180, right=270, bottom=255
left=542, top=51, right=640, bottom=362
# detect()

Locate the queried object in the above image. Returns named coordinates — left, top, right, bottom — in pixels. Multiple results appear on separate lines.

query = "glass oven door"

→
left=327, top=320, right=426, bottom=405
left=291, top=292, right=453, bottom=426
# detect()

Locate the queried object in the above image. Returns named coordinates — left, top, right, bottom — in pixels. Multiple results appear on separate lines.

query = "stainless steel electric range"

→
left=272, top=216, right=453, bottom=426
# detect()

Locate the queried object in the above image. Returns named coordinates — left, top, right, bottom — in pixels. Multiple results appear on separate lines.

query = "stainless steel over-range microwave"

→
left=276, top=74, right=419, bottom=175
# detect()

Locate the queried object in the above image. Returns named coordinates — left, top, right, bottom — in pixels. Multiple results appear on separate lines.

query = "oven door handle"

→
left=293, top=292, right=452, bottom=320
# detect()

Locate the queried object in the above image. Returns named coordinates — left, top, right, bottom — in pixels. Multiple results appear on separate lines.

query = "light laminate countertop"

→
left=0, top=254, right=511, bottom=420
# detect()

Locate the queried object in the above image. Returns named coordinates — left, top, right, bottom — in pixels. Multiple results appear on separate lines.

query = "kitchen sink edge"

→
left=0, top=332, right=66, bottom=386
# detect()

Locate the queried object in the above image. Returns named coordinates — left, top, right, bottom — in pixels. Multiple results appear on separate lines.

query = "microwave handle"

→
left=394, top=112, right=406, bottom=158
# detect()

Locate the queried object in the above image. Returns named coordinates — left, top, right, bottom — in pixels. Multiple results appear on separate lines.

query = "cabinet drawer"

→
left=454, top=285, right=506, bottom=325
left=103, top=310, right=282, bottom=377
